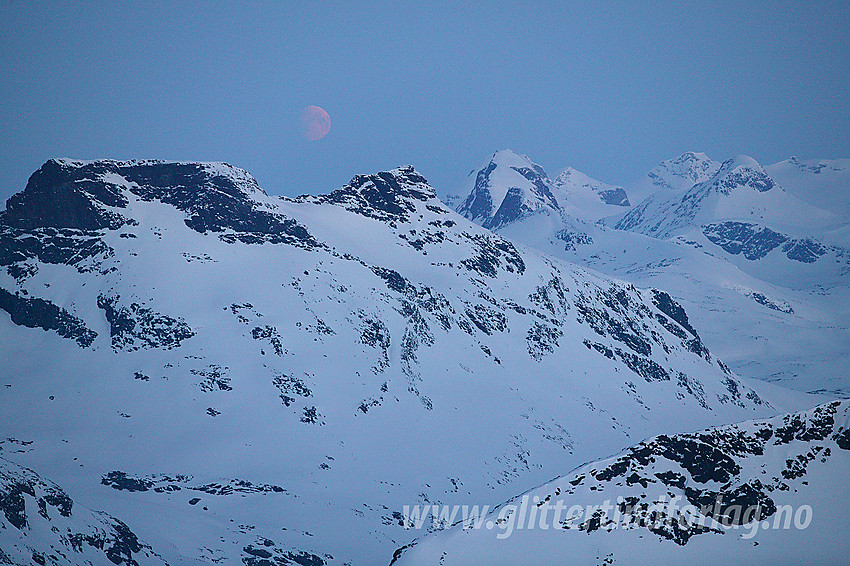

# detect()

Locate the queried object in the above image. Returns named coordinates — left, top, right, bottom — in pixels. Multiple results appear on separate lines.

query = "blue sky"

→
left=1, top=1, right=848, bottom=202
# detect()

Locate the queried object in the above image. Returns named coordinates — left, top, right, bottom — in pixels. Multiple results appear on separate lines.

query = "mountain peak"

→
left=456, top=149, right=558, bottom=229
left=646, top=152, right=721, bottom=192
left=676, top=151, right=712, bottom=163
left=613, top=154, right=818, bottom=238
left=1, top=158, right=318, bottom=247
left=710, top=155, right=776, bottom=194
left=3, top=158, right=267, bottom=231
left=489, top=149, right=546, bottom=172
left=765, top=157, right=850, bottom=217
left=719, top=154, right=762, bottom=170
left=4, top=159, right=130, bottom=230
left=310, top=165, right=440, bottom=223
left=0, top=155, right=834, bottom=566
left=344, top=165, right=435, bottom=199
left=553, top=166, right=581, bottom=183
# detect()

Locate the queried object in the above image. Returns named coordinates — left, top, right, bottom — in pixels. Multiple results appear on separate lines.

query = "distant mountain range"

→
left=449, top=149, right=850, bottom=395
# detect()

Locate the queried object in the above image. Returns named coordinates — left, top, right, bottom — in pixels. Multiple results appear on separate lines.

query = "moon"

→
left=301, top=105, right=331, bottom=141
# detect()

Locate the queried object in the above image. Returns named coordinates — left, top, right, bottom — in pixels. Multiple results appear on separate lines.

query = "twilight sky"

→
left=1, top=1, right=848, bottom=203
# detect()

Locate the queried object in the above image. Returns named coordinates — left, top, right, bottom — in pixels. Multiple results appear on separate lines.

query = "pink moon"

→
left=301, top=105, right=331, bottom=141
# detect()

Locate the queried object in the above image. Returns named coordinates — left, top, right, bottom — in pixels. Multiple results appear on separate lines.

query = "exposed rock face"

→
left=711, top=157, right=776, bottom=194
left=597, top=186, right=630, bottom=206
left=4, top=158, right=318, bottom=246
left=306, top=165, right=436, bottom=224
left=97, top=294, right=195, bottom=351
left=3, top=159, right=130, bottom=230
left=457, top=152, right=634, bottom=229
left=703, top=222, right=788, bottom=260
left=0, top=288, right=97, bottom=347
left=702, top=221, right=840, bottom=264
left=0, top=456, right=169, bottom=566
left=0, top=226, right=114, bottom=274
left=457, top=161, right=497, bottom=224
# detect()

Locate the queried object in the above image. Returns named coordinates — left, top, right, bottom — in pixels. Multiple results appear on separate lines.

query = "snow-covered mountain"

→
left=0, top=158, right=818, bottom=564
left=455, top=150, right=560, bottom=229
left=625, top=152, right=720, bottom=206
left=609, top=154, right=850, bottom=291
left=394, top=399, right=850, bottom=565
left=454, top=150, right=631, bottom=228
left=611, top=155, right=838, bottom=239
left=647, top=151, right=720, bottom=191
left=497, top=215, right=850, bottom=393
left=452, top=151, right=850, bottom=395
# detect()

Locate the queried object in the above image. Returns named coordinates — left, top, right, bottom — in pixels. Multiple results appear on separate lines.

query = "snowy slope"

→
left=609, top=154, right=850, bottom=294
left=551, top=167, right=631, bottom=222
left=0, top=158, right=819, bottom=565
left=646, top=151, right=720, bottom=191
left=627, top=152, right=720, bottom=205
left=766, top=157, right=850, bottom=219
left=394, top=399, right=850, bottom=565
left=496, top=211, right=850, bottom=394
